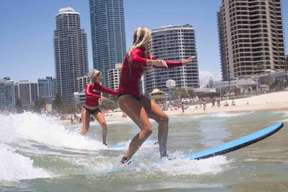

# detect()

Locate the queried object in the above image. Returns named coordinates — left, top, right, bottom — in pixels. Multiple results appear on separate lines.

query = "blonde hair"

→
left=89, top=69, right=101, bottom=83
left=129, top=27, right=152, bottom=57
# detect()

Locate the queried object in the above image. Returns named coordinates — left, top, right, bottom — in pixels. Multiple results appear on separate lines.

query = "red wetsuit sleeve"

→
left=99, top=85, right=119, bottom=96
left=151, top=59, right=183, bottom=68
left=148, top=52, right=183, bottom=68
left=130, top=48, right=149, bottom=66
left=85, top=84, right=101, bottom=98
left=131, top=48, right=183, bottom=68
left=165, top=60, right=183, bottom=68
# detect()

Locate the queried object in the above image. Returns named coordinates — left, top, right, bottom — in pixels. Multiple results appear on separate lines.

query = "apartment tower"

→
left=144, top=25, right=199, bottom=94
left=218, top=0, right=285, bottom=81
left=54, top=7, right=88, bottom=104
left=89, top=0, right=126, bottom=86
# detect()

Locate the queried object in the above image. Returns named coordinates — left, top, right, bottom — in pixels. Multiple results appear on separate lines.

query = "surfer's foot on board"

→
left=161, top=155, right=176, bottom=161
left=120, top=156, right=132, bottom=166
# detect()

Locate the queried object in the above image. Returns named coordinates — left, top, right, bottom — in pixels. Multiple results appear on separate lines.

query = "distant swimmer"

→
left=80, top=69, right=118, bottom=145
left=117, top=27, right=193, bottom=164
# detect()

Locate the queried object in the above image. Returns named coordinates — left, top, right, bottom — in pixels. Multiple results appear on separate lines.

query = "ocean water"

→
left=0, top=111, right=288, bottom=192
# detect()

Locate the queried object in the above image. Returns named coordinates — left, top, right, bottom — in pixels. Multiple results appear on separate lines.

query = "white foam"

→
left=0, top=112, right=107, bottom=150
left=151, top=155, right=229, bottom=176
left=71, top=157, right=115, bottom=174
left=110, top=139, right=158, bottom=150
left=105, top=151, right=230, bottom=176
left=0, top=144, right=50, bottom=181
left=272, top=111, right=288, bottom=117
left=208, top=112, right=252, bottom=118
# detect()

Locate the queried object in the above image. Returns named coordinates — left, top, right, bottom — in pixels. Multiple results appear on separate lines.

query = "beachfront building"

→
left=74, top=75, right=89, bottom=107
left=0, top=78, right=16, bottom=110
left=256, top=71, right=288, bottom=91
left=89, top=0, right=126, bottom=86
left=285, top=55, right=288, bottom=71
left=108, top=63, right=122, bottom=90
left=15, top=81, right=38, bottom=108
left=54, top=7, right=89, bottom=104
left=218, top=0, right=285, bottom=81
left=76, top=75, right=90, bottom=92
left=144, top=25, right=199, bottom=94
left=73, top=91, right=85, bottom=105
left=214, top=79, right=258, bottom=96
left=37, top=77, right=56, bottom=103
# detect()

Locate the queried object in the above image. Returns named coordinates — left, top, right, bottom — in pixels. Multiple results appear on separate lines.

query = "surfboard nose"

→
left=189, top=122, right=284, bottom=160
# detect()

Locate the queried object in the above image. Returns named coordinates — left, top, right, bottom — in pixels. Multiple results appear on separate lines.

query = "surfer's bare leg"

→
left=118, top=95, right=152, bottom=161
left=94, top=111, right=107, bottom=145
left=140, top=96, right=169, bottom=157
left=80, top=107, right=90, bottom=135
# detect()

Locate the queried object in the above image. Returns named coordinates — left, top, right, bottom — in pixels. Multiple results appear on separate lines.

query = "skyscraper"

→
left=15, top=81, right=38, bottom=108
left=54, top=7, right=88, bottom=104
left=144, top=25, right=199, bottom=94
left=108, top=63, right=122, bottom=90
left=286, top=55, right=288, bottom=70
left=76, top=75, right=90, bottom=92
left=0, top=78, right=15, bottom=110
left=38, top=77, right=56, bottom=103
left=218, top=0, right=285, bottom=81
left=89, top=0, right=126, bottom=86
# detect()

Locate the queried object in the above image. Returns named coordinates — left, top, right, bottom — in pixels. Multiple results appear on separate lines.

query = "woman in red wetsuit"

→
left=118, top=27, right=193, bottom=163
left=80, top=69, right=118, bottom=145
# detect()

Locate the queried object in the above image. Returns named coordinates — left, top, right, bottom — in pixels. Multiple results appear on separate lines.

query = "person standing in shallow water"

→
left=80, top=69, right=118, bottom=145
left=117, top=27, right=193, bottom=163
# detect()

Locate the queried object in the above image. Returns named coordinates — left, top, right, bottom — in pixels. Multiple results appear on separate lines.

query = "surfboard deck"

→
left=189, top=122, right=284, bottom=160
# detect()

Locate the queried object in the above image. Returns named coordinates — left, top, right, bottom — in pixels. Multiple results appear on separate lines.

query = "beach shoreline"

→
left=105, top=91, right=288, bottom=119
left=184, top=90, right=288, bottom=115
left=62, top=91, right=288, bottom=125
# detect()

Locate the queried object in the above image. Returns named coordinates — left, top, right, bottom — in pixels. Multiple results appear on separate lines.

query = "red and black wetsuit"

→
left=118, top=47, right=183, bottom=98
left=84, top=82, right=118, bottom=114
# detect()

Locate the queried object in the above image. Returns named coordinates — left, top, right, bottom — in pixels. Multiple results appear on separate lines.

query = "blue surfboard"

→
left=189, top=122, right=284, bottom=160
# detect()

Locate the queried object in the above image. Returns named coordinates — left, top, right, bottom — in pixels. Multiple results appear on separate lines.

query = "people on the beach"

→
left=204, top=103, right=207, bottom=112
left=80, top=69, right=118, bottom=145
left=217, top=98, right=221, bottom=107
left=181, top=100, right=185, bottom=113
left=117, top=26, right=193, bottom=164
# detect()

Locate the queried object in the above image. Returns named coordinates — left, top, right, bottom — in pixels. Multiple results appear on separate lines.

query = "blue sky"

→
left=0, top=0, right=287, bottom=82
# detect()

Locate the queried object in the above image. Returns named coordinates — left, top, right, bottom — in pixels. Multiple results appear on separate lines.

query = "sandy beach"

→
left=64, top=91, right=288, bottom=124
left=183, top=90, right=288, bottom=115
left=104, top=91, right=288, bottom=120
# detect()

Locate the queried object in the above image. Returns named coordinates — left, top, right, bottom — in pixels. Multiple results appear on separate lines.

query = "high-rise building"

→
left=0, top=78, right=15, bottom=110
left=76, top=75, right=90, bottom=92
left=108, top=63, right=122, bottom=90
left=144, top=25, right=199, bottom=94
left=54, top=7, right=89, bottom=104
left=89, top=0, right=126, bottom=86
left=15, top=81, right=38, bottom=108
left=218, top=0, right=285, bottom=81
left=285, top=55, right=288, bottom=71
left=38, top=77, right=56, bottom=103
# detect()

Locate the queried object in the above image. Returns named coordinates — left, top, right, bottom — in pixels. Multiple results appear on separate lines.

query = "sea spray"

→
left=0, top=112, right=107, bottom=150
left=0, top=144, right=50, bottom=181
